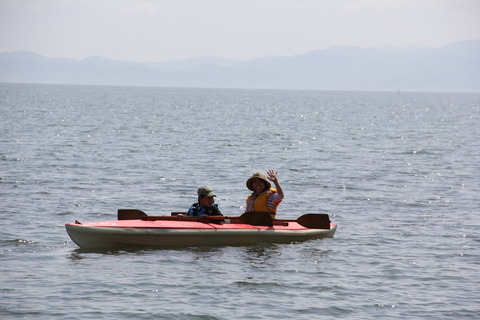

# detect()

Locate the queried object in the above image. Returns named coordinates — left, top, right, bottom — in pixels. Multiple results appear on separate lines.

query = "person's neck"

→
left=255, top=189, right=268, bottom=196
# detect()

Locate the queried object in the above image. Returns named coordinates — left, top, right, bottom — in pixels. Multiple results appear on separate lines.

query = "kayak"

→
left=65, top=217, right=337, bottom=249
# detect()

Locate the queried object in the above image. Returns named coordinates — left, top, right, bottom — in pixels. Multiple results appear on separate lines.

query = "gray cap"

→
left=197, top=186, right=216, bottom=197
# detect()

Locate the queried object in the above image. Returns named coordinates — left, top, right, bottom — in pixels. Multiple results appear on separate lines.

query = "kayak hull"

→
left=65, top=219, right=337, bottom=249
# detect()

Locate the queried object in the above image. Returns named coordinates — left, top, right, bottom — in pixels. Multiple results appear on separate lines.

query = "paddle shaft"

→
left=118, top=209, right=273, bottom=225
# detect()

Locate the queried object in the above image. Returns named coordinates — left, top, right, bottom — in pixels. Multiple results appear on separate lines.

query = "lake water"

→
left=1, top=83, right=479, bottom=319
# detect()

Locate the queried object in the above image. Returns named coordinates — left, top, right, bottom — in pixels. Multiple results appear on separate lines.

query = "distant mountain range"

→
left=1, top=39, right=479, bottom=92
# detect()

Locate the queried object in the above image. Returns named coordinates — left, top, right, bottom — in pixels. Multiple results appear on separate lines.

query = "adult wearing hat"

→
left=186, top=186, right=223, bottom=217
left=245, top=170, right=284, bottom=217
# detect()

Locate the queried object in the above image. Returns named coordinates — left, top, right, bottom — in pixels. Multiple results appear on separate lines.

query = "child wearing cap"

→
left=245, top=170, right=284, bottom=217
left=186, top=186, right=223, bottom=217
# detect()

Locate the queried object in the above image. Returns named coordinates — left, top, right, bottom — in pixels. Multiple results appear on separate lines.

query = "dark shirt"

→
left=187, top=203, right=223, bottom=217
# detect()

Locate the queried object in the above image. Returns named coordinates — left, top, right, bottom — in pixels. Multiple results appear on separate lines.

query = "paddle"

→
left=117, top=209, right=330, bottom=229
left=118, top=209, right=148, bottom=220
left=277, top=214, right=331, bottom=229
left=117, top=209, right=273, bottom=226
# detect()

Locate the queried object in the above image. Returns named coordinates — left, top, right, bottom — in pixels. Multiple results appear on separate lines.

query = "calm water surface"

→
left=1, top=83, right=479, bottom=319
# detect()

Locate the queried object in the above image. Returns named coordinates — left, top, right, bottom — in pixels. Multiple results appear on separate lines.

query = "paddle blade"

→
left=241, top=211, right=274, bottom=227
left=297, top=214, right=331, bottom=229
left=118, top=209, right=148, bottom=220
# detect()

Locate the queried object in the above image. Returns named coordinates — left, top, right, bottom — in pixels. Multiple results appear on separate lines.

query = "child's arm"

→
left=267, top=170, right=284, bottom=196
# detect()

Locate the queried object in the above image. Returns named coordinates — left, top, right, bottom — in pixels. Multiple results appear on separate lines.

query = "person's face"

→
left=252, top=178, right=266, bottom=193
left=199, top=195, right=215, bottom=207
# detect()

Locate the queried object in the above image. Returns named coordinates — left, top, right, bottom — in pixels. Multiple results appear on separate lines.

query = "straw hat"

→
left=246, top=172, right=271, bottom=191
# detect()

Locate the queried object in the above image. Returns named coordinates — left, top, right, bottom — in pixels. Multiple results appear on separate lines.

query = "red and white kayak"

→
left=65, top=218, right=337, bottom=249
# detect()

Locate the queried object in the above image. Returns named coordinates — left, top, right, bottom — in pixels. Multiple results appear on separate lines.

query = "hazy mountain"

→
left=145, top=56, right=241, bottom=72
left=1, top=39, right=479, bottom=92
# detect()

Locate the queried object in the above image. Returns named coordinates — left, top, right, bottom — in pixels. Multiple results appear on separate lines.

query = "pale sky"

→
left=1, top=0, right=479, bottom=62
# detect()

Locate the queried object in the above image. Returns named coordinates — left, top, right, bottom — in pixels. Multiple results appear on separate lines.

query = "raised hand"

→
left=267, top=170, right=278, bottom=182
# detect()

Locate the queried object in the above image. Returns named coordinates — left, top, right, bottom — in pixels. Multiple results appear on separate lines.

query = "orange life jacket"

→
left=246, top=188, right=282, bottom=215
